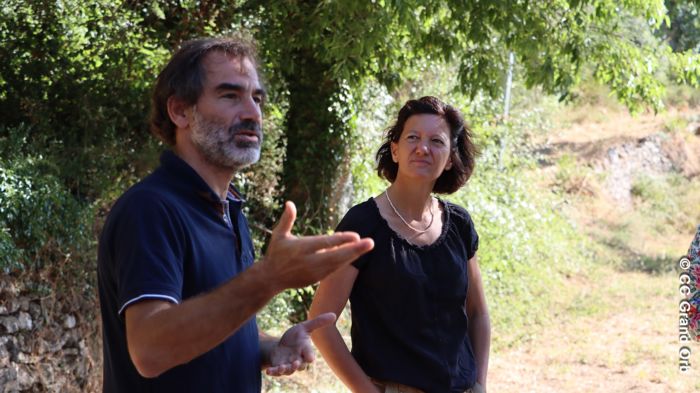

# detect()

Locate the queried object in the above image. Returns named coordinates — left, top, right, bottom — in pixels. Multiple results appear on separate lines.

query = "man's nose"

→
left=240, top=96, right=262, bottom=124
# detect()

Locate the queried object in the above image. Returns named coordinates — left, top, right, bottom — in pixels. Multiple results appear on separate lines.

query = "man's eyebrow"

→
left=215, top=83, right=244, bottom=93
left=215, top=83, right=267, bottom=99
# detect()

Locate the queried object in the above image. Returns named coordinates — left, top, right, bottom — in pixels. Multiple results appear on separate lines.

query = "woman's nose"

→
left=415, top=141, right=429, bottom=155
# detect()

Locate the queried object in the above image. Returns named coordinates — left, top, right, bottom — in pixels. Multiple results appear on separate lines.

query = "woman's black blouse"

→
left=337, top=198, right=480, bottom=393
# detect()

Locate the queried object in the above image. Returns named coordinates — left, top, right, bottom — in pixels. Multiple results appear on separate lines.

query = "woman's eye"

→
left=433, top=139, right=445, bottom=145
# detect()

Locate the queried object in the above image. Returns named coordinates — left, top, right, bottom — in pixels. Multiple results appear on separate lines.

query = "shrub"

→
left=0, top=125, right=94, bottom=274
left=452, top=121, right=588, bottom=342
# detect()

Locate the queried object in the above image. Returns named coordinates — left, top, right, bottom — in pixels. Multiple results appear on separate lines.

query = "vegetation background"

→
left=1, top=0, right=699, bottom=391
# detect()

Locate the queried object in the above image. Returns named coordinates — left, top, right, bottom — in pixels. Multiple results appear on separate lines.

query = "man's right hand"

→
left=259, top=201, right=374, bottom=291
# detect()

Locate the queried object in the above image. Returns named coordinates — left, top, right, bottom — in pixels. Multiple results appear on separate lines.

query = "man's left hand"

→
left=265, top=312, right=336, bottom=376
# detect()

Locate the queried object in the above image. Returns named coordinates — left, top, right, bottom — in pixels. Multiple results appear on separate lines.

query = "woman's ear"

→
left=444, top=158, right=453, bottom=170
left=167, top=96, right=191, bottom=129
left=390, top=141, right=398, bottom=163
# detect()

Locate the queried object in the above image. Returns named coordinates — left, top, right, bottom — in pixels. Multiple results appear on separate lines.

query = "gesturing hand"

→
left=261, top=201, right=374, bottom=291
left=265, top=312, right=336, bottom=376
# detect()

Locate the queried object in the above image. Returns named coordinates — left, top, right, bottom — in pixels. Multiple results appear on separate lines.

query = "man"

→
left=97, top=36, right=374, bottom=392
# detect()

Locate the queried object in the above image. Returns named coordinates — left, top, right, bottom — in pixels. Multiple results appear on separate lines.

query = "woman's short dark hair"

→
left=376, top=96, right=477, bottom=194
left=150, top=35, right=259, bottom=146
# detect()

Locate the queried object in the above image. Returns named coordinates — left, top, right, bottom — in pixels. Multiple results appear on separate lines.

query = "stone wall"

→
left=0, top=276, right=100, bottom=392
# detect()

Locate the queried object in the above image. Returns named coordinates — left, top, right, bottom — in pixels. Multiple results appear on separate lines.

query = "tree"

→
left=661, top=0, right=700, bottom=52
left=2, top=0, right=698, bottom=304
left=248, top=0, right=700, bottom=230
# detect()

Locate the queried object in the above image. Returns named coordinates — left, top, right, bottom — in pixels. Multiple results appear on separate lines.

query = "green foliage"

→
left=451, top=121, right=588, bottom=342
left=250, top=0, right=700, bottom=234
left=659, top=0, right=700, bottom=53
left=631, top=175, right=667, bottom=202
left=554, top=153, right=596, bottom=195
left=0, top=0, right=168, bottom=199
left=608, top=172, right=700, bottom=274
left=1, top=0, right=699, bottom=329
left=0, top=125, right=93, bottom=272
left=662, top=115, right=690, bottom=133
left=664, top=83, right=700, bottom=107
left=630, top=173, right=694, bottom=233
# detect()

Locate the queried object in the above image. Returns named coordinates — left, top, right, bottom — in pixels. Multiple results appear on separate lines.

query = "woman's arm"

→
left=466, top=254, right=491, bottom=391
left=309, top=266, right=381, bottom=393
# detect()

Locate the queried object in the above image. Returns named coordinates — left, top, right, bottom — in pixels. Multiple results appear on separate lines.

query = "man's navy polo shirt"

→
left=97, top=150, right=261, bottom=393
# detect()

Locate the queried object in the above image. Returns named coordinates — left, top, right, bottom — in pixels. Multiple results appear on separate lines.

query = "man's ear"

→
left=167, top=96, right=191, bottom=129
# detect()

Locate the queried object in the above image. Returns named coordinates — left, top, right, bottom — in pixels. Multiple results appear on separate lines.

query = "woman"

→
left=309, top=96, right=490, bottom=393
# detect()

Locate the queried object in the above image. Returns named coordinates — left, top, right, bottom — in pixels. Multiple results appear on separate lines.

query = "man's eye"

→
left=223, top=94, right=238, bottom=100
left=253, top=96, right=263, bottom=104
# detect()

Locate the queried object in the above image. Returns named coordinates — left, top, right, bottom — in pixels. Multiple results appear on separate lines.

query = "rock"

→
left=17, top=312, right=32, bottom=331
left=0, top=316, right=19, bottom=333
left=0, top=366, right=17, bottom=390
left=5, top=337, right=19, bottom=362
left=15, top=363, right=33, bottom=389
left=19, top=298, right=29, bottom=312
left=28, top=302, right=41, bottom=319
left=0, top=280, right=19, bottom=296
left=0, top=342, right=9, bottom=366
left=594, top=133, right=680, bottom=209
left=17, top=351, right=40, bottom=364
left=38, top=337, right=64, bottom=354
left=38, top=363, right=55, bottom=387
left=7, top=298, right=20, bottom=313
left=64, top=314, right=76, bottom=329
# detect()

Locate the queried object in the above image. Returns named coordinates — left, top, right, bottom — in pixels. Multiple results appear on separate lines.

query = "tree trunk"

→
left=281, top=48, right=352, bottom=233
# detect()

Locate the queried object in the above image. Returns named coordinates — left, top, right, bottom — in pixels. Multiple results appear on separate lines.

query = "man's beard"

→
left=190, top=109, right=262, bottom=171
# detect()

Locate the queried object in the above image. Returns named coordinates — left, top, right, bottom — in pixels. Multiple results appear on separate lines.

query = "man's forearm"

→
left=126, top=261, right=278, bottom=378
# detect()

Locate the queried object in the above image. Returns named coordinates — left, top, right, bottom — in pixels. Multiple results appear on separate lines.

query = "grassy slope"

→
left=487, top=98, right=700, bottom=391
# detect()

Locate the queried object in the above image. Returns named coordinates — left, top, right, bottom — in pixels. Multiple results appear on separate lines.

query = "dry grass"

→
left=490, top=267, right=700, bottom=392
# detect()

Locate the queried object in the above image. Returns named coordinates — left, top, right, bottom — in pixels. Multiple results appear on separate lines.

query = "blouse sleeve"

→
left=465, top=212, right=479, bottom=260
left=335, top=200, right=378, bottom=270
left=450, top=202, right=479, bottom=260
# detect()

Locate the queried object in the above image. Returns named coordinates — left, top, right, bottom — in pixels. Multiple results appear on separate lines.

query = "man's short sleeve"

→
left=108, top=191, right=185, bottom=315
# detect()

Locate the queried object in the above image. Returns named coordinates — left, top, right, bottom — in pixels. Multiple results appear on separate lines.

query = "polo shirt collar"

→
left=160, top=150, right=246, bottom=209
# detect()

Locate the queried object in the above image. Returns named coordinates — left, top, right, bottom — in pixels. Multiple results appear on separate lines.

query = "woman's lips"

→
left=409, top=159, right=430, bottom=166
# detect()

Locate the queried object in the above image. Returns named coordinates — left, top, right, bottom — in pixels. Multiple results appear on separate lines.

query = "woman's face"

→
left=391, top=114, right=452, bottom=183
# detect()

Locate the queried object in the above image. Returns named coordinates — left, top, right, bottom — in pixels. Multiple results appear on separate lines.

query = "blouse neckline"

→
left=369, top=196, right=451, bottom=250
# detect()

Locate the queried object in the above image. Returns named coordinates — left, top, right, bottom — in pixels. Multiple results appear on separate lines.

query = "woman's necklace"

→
left=384, top=189, right=434, bottom=234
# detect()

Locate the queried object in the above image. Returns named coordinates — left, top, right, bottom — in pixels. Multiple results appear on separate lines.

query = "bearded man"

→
left=97, top=36, right=374, bottom=393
